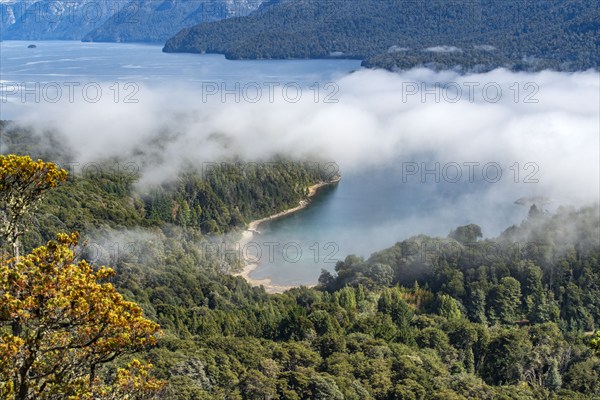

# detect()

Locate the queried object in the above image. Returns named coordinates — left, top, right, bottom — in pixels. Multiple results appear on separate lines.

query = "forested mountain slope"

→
left=163, top=0, right=600, bottom=72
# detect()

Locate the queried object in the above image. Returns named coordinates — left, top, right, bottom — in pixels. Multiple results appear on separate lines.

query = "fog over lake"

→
left=1, top=41, right=598, bottom=286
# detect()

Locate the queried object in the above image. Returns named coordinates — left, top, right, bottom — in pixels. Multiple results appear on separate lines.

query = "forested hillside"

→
left=0, top=121, right=334, bottom=244
left=92, top=204, right=600, bottom=399
left=1, top=123, right=599, bottom=399
left=163, top=0, right=600, bottom=72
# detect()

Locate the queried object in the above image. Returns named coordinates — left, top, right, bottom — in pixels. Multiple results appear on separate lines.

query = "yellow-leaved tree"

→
left=0, top=155, right=164, bottom=399
left=592, top=331, right=600, bottom=356
left=0, top=155, right=68, bottom=262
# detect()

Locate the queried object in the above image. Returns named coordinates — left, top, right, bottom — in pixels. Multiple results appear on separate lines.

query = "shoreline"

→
left=233, top=178, right=340, bottom=293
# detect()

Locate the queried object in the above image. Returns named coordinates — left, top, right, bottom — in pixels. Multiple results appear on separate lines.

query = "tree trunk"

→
left=13, top=237, right=20, bottom=264
left=13, top=226, right=20, bottom=264
left=17, top=365, right=29, bottom=400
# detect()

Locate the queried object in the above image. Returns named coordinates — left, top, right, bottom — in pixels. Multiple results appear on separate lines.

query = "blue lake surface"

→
left=0, top=41, right=529, bottom=286
left=0, top=40, right=360, bottom=91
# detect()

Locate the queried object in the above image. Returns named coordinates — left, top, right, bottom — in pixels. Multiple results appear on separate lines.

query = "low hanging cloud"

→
left=473, top=44, right=496, bottom=51
left=4, top=67, right=599, bottom=209
left=423, top=45, right=463, bottom=53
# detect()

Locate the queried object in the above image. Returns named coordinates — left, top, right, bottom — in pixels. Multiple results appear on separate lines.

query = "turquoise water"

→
left=0, top=41, right=530, bottom=286
left=249, top=167, right=527, bottom=286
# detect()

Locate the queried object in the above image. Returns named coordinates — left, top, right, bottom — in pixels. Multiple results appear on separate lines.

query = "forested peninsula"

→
left=163, top=0, right=600, bottom=73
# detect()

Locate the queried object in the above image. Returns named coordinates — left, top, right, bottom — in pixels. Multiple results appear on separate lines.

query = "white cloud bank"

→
left=7, top=67, right=600, bottom=207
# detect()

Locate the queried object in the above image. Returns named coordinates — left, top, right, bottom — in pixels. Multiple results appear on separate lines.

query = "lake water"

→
left=249, top=168, right=528, bottom=286
left=0, top=40, right=360, bottom=111
left=0, top=41, right=531, bottom=286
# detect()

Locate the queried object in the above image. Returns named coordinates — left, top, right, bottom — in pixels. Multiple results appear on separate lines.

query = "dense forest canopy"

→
left=1, top=122, right=599, bottom=399
left=163, top=0, right=600, bottom=73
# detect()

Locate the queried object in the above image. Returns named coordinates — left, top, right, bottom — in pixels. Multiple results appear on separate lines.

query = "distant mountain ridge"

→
left=1, top=0, right=122, bottom=40
left=82, top=0, right=264, bottom=43
left=0, top=0, right=265, bottom=42
left=163, top=0, right=600, bottom=72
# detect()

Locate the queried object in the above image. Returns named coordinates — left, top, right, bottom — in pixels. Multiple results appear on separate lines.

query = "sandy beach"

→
left=233, top=178, right=340, bottom=293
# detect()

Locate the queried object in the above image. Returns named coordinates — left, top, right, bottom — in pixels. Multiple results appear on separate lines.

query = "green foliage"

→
left=480, top=328, right=532, bottom=385
left=449, top=224, right=482, bottom=245
left=145, top=160, right=332, bottom=234
left=488, top=277, right=522, bottom=324
left=592, top=331, right=600, bottom=356
left=437, top=294, right=462, bottom=321
left=563, top=358, right=600, bottom=396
